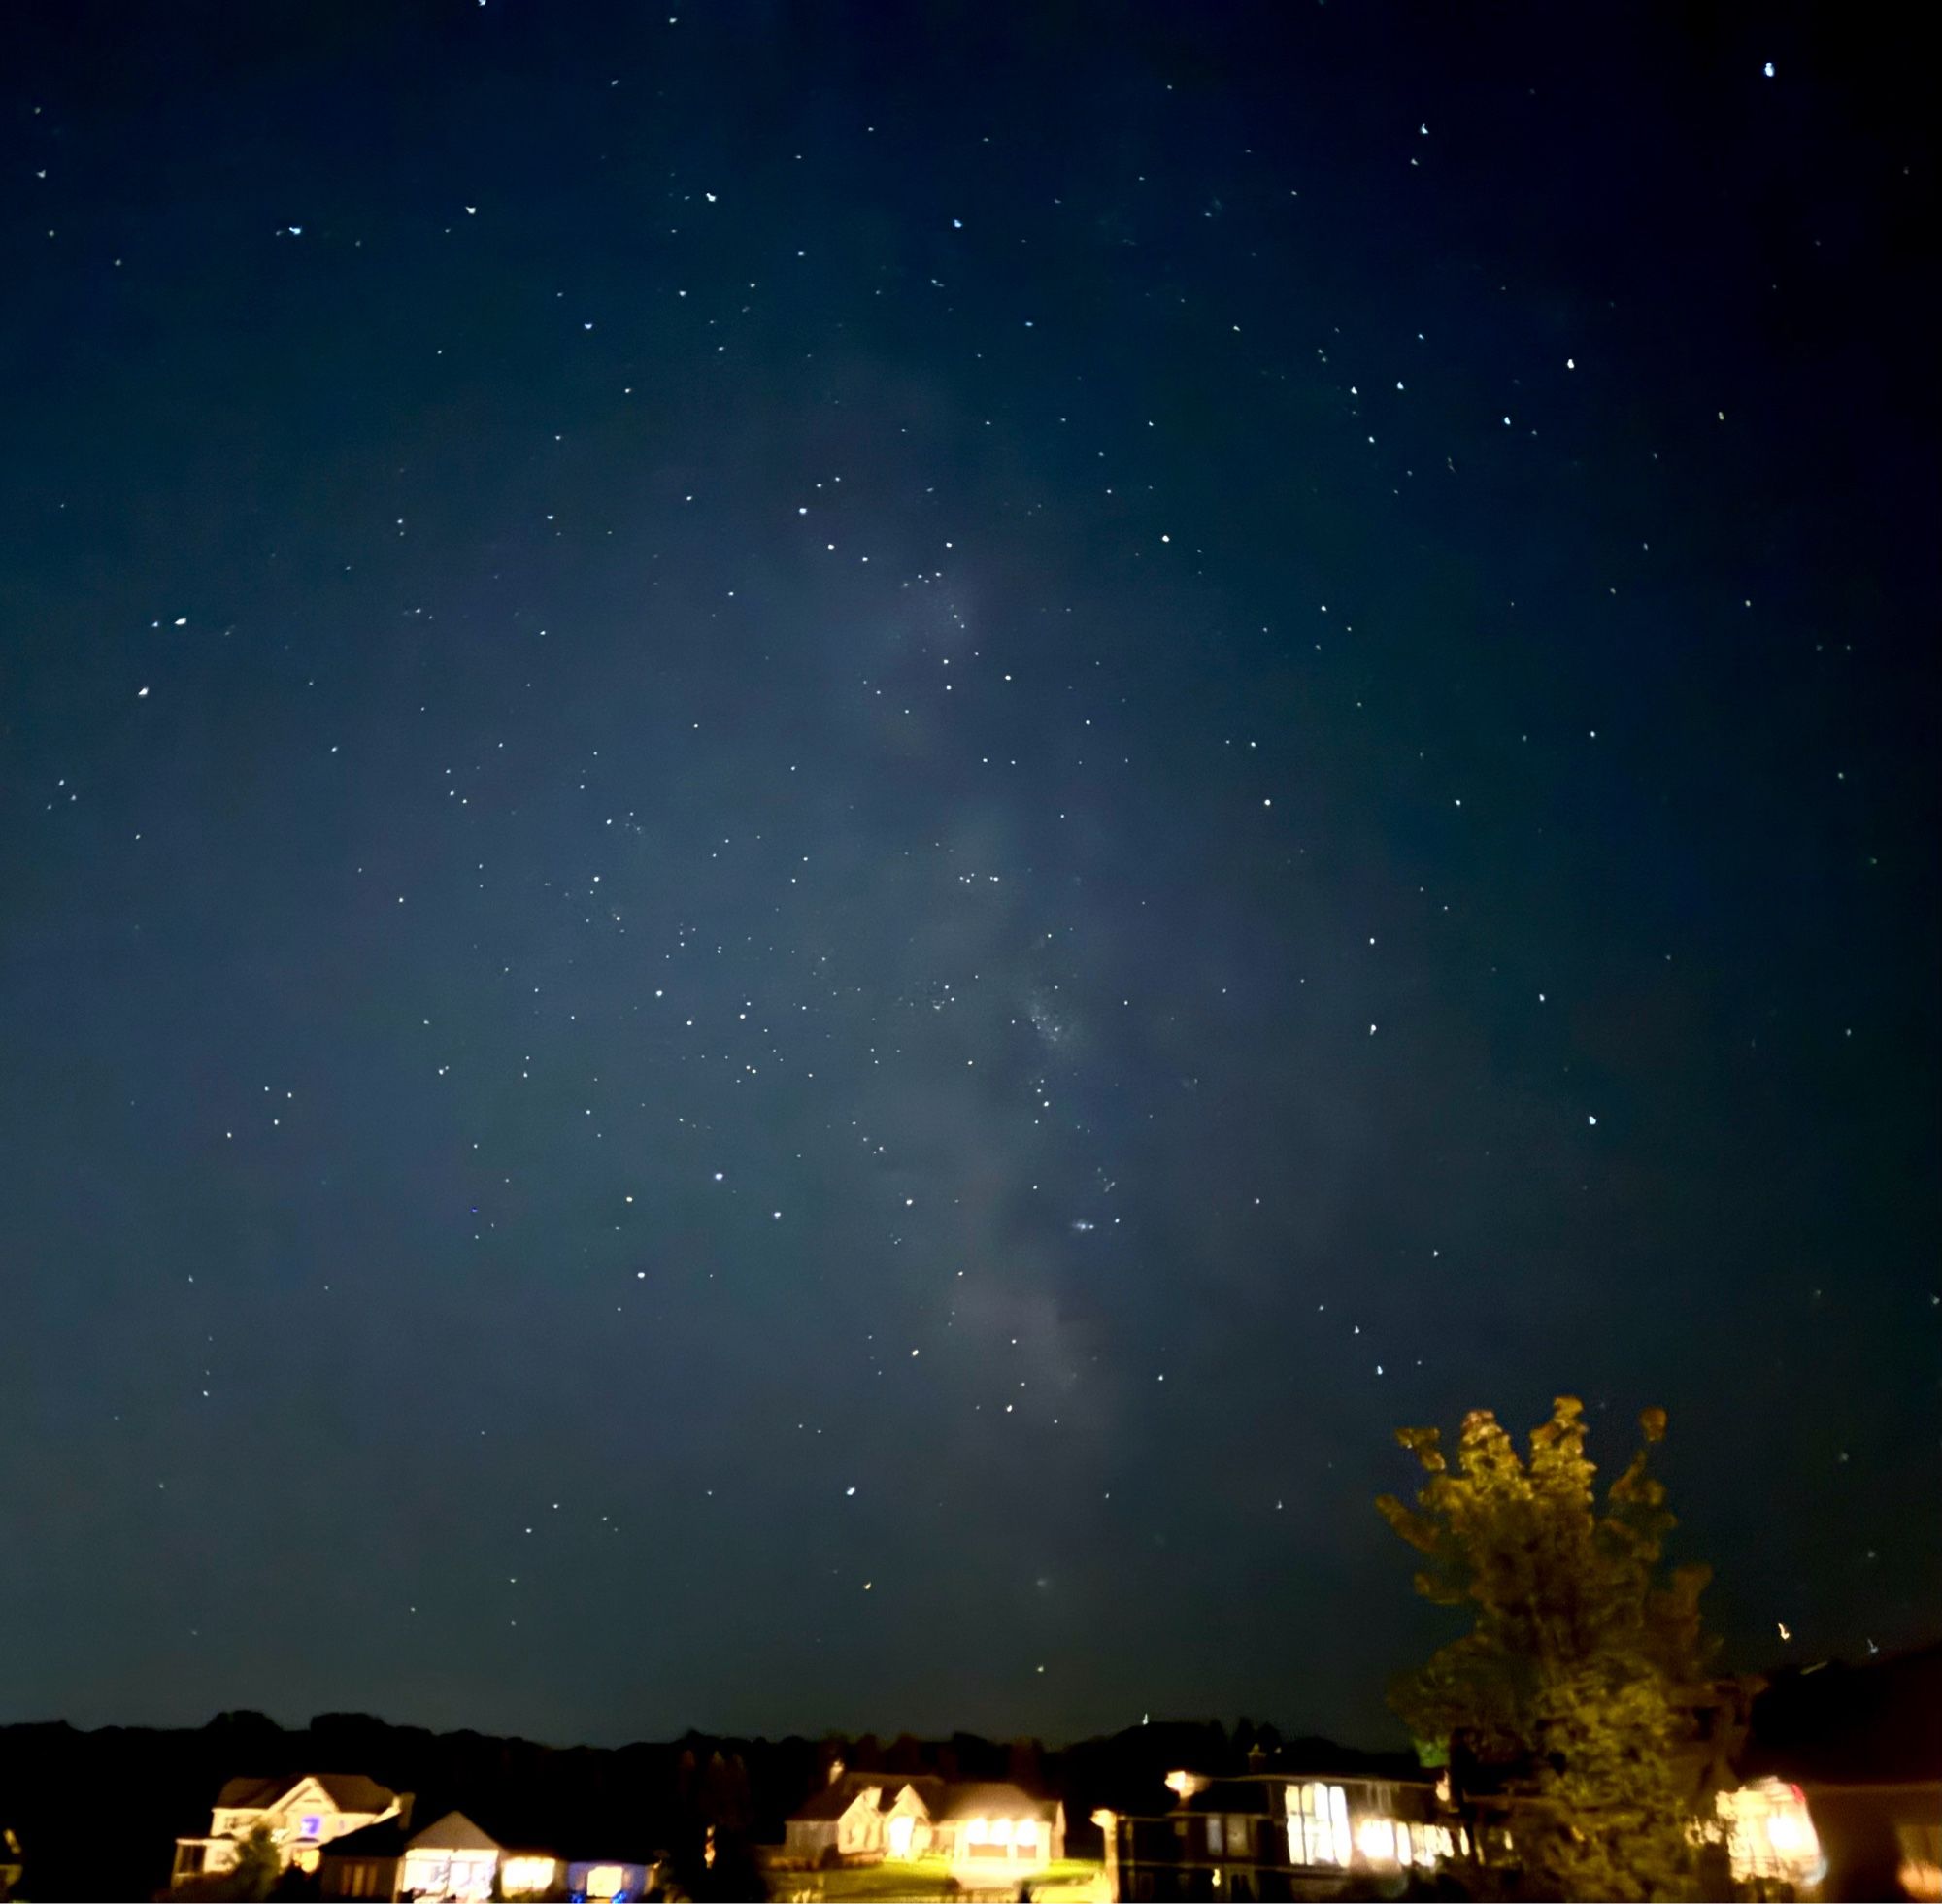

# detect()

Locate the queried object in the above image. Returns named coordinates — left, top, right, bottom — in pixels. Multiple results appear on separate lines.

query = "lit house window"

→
left=301, top=1816, right=322, bottom=1839
left=403, top=1852, right=452, bottom=1896
left=1016, top=1820, right=1039, bottom=1853
left=503, top=1855, right=556, bottom=1896
left=1716, top=1781, right=1823, bottom=1890
left=1285, top=1785, right=1350, bottom=1868
left=1207, top=1818, right=1224, bottom=1855
left=1409, top=1823, right=1452, bottom=1864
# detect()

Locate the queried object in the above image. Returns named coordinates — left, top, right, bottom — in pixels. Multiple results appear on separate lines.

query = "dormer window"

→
left=301, top=1816, right=322, bottom=1839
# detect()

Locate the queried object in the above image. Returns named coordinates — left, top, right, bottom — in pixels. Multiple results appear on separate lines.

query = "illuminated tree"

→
left=1377, top=1397, right=1716, bottom=1901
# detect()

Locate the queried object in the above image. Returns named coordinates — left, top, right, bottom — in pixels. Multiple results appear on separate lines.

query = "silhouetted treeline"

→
left=7, top=1646, right=1934, bottom=1901
left=0, top=1708, right=1413, bottom=1901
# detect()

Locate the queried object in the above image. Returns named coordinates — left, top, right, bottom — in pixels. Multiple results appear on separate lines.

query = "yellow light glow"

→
left=1356, top=1818, right=1398, bottom=1866
left=1716, top=1780, right=1821, bottom=1887
left=967, top=1820, right=989, bottom=1844
left=1285, top=1783, right=1353, bottom=1869
left=502, top=1855, right=555, bottom=1894
left=1899, top=1855, right=1942, bottom=1903
left=585, top=1866, right=626, bottom=1899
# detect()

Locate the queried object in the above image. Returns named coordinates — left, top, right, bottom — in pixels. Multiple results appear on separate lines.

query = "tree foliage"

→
left=1377, top=1397, right=1718, bottom=1901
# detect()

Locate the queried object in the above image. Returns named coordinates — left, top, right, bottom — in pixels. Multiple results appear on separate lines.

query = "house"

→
left=1095, top=1768, right=1461, bottom=1901
left=1737, top=1640, right=1942, bottom=1901
left=318, top=1808, right=539, bottom=1903
left=781, top=1771, right=879, bottom=1865
left=392, top=1811, right=503, bottom=1902
left=172, top=1774, right=402, bottom=1886
left=926, top=1782, right=1067, bottom=1885
left=879, top=1779, right=949, bottom=1861
left=782, top=1766, right=1064, bottom=1884
left=782, top=1767, right=947, bottom=1865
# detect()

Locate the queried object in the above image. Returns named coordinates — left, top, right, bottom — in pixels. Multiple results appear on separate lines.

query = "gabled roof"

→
left=878, top=1777, right=947, bottom=1816
left=789, top=1782, right=885, bottom=1822
left=933, top=1782, right=1059, bottom=1823
left=320, top=1816, right=413, bottom=1861
left=216, top=1778, right=288, bottom=1811
left=407, top=1811, right=501, bottom=1854
left=214, top=1774, right=396, bottom=1817
left=791, top=1775, right=1053, bottom=1827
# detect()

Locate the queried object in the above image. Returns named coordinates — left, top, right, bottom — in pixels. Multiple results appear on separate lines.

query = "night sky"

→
left=4, top=2, right=1935, bottom=1753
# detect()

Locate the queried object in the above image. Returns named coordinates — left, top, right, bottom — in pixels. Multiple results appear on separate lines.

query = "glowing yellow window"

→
left=1354, top=1818, right=1395, bottom=1864
left=503, top=1856, right=555, bottom=1895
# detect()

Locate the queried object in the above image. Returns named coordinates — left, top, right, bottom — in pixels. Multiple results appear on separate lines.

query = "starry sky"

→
left=3, top=1, right=1935, bottom=1752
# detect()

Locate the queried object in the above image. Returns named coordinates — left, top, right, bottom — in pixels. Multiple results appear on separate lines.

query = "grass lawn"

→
left=769, top=1856, right=1106, bottom=1901
left=1026, top=1861, right=1109, bottom=1888
left=770, top=1858, right=952, bottom=1900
